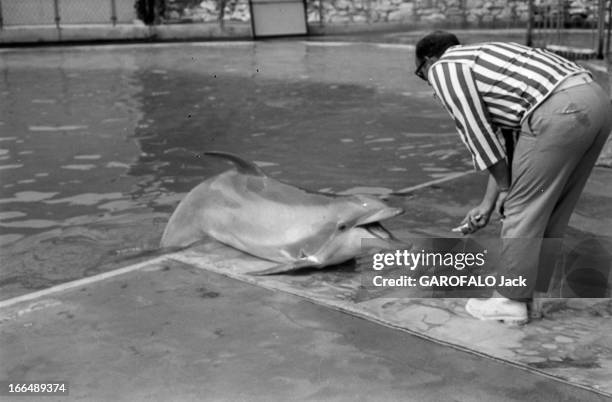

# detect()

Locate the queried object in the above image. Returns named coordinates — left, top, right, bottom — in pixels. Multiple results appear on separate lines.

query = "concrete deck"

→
left=0, top=258, right=608, bottom=402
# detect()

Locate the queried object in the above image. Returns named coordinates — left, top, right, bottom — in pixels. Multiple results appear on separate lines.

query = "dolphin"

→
left=160, top=151, right=404, bottom=275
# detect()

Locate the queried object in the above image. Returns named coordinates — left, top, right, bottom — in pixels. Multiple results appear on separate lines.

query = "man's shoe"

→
left=465, top=297, right=528, bottom=325
left=528, top=291, right=547, bottom=320
left=527, top=299, right=543, bottom=320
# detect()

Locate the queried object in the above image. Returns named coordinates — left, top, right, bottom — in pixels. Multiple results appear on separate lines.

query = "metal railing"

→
left=526, top=0, right=611, bottom=60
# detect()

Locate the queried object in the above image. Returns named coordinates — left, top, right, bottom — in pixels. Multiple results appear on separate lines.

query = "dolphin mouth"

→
left=362, top=222, right=393, bottom=239
left=361, top=222, right=408, bottom=250
left=356, top=207, right=404, bottom=226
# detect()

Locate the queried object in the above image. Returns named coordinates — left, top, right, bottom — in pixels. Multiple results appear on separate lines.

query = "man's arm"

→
left=429, top=61, right=511, bottom=231
left=488, top=158, right=510, bottom=192
left=485, top=158, right=511, bottom=216
left=429, top=61, right=506, bottom=171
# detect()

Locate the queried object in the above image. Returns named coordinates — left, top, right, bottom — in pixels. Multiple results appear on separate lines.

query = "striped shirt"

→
left=429, top=42, right=590, bottom=170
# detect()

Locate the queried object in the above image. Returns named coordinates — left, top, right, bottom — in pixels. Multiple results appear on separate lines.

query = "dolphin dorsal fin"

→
left=204, top=151, right=266, bottom=176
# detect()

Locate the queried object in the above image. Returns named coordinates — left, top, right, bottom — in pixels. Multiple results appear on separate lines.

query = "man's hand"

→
left=458, top=189, right=508, bottom=234
left=454, top=159, right=511, bottom=235
left=460, top=203, right=492, bottom=234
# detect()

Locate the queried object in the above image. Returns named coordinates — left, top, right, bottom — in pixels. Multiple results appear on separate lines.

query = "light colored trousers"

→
left=499, top=75, right=612, bottom=300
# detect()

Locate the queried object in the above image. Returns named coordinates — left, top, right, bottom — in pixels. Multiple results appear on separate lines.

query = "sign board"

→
left=249, top=0, right=308, bottom=38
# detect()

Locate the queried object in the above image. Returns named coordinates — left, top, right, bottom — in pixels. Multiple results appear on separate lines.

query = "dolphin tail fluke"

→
left=249, top=260, right=315, bottom=276
left=204, top=151, right=266, bottom=176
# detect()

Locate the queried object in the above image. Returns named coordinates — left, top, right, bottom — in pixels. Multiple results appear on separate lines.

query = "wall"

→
left=162, top=0, right=531, bottom=28
left=307, top=0, right=528, bottom=27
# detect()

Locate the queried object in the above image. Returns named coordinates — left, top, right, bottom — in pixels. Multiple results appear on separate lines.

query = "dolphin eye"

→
left=338, top=223, right=347, bottom=231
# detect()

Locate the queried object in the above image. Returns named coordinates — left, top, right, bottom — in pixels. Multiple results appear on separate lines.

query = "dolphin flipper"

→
left=205, top=151, right=266, bottom=176
left=249, top=260, right=318, bottom=276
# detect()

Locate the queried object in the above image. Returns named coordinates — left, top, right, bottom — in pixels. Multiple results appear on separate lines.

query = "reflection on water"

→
left=0, top=42, right=470, bottom=299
